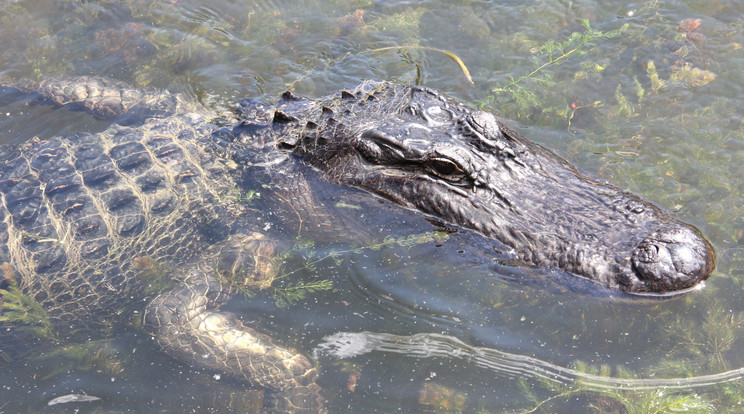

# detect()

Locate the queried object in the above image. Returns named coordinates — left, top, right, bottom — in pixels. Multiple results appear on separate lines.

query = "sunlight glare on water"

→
left=0, top=0, right=743, bottom=412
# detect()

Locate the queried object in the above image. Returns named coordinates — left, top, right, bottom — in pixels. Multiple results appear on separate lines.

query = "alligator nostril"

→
left=631, top=226, right=715, bottom=292
left=636, top=243, right=658, bottom=264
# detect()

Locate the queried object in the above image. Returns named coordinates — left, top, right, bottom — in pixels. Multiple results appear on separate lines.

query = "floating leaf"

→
left=48, top=394, right=101, bottom=406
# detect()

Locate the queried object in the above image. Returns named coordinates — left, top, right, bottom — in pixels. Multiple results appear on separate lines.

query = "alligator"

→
left=0, top=77, right=715, bottom=411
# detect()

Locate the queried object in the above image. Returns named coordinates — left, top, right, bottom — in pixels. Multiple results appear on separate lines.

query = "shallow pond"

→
left=1, top=0, right=744, bottom=412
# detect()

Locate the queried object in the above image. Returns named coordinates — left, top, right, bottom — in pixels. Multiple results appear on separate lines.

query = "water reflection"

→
left=1, top=0, right=743, bottom=412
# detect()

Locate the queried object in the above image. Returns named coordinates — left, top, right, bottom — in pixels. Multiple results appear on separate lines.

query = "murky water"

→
left=1, top=0, right=743, bottom=412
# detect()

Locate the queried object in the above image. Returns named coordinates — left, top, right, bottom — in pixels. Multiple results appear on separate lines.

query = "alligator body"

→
left=0, top=77, right=714, bottom=411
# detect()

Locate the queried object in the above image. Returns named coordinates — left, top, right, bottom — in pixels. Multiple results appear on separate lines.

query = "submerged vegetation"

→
left=1, top=0, right=743, bottom=411
left=486, top=19, right=629, bottom=117
left=514, top=372, right=714, bottom=414
left=0, top=264, right=53, bottom=341
left=231, top=230, right=451, bottom=308
left=32, top=340, right=128, bottom=380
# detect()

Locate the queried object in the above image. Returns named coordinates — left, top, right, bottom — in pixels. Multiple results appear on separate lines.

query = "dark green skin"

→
left=249, top=81, right=715, bottom=295
left=0, top=76, right=715, bottom=412
left=0, top=77, right=324, bottom=412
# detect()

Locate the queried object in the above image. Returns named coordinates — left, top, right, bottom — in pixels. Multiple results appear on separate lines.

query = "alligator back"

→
left=0, top=115, right=238, bottom=334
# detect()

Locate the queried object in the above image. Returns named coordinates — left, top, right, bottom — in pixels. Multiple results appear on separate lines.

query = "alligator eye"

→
left=429, top=158, right=468, bottom=183
left=431, top=159, right=458, bottom=175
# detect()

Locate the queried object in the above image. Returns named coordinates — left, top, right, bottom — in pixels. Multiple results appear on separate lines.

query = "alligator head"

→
left=248, top=81, right=715, bottom=295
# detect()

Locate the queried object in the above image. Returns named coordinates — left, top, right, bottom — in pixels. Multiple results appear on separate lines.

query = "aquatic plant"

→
left=266, top=230, right=450, bottom=308
left=32, top=340, right=127, bottom=380
left=486, top=19, right=628, bottom=117
left=0, top=264, right=53, bottom=340
left=270, top=278, right=335, bottom=309
left=133, top=256, right=174, bottom=297
left=369, top=46, right=474, bottom=86
left=511, top=361, right=715, bottom=414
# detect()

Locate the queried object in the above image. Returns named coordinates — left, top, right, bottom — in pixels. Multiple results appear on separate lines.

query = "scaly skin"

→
left=143, top=234, right=324, bottom=412
left=0, top=77, right=324, bottom=412
left=0, top=75, right=717, bottom=412
left=0, top=77, right=234, bottom=329
left=273, top=81, right=715, bottom=294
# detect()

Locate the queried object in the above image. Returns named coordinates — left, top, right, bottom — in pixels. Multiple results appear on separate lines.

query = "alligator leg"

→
left=0, top=76, right=195, bottom=121
left=143, top=233, right=325, bottom=413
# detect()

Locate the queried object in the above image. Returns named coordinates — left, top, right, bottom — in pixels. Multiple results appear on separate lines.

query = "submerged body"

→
left=0, top=77, right=714, bottom=411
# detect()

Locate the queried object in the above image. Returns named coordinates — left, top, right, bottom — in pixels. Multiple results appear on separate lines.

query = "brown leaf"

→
left=346, top=372, right=360, bottom=392
left=686, top=32, right=706, bottom=44
left=1, top=263, right=17, bottom=284
left=418, top=382, right=467, bottom=410
left=679, top=18, right=701, bottom=33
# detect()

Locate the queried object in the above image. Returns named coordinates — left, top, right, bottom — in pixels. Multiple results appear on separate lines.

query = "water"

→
left=1, top=0, right=743, bottom=412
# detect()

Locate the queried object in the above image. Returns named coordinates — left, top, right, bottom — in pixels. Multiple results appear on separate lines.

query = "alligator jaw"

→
left=285, top=81, right=715, bottom=295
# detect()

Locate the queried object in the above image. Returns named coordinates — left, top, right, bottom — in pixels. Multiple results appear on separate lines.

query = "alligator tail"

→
left=0, top=76, right=191, bottom=123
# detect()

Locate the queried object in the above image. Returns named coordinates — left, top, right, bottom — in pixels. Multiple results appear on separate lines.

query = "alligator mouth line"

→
left=627, top=281, right=706, bottom=298
left=372, top=164, right=471, bottom=197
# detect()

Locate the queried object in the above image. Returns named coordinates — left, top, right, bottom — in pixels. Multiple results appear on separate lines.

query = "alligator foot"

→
left=143, top=233, right=325, bottom=413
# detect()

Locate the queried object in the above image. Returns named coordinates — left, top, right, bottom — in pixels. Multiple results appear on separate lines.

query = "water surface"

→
left=1, top=0, right=743, bottom=412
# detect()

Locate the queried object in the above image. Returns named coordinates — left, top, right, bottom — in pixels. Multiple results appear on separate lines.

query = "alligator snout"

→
left=631, top=226, right=715, bottom=293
